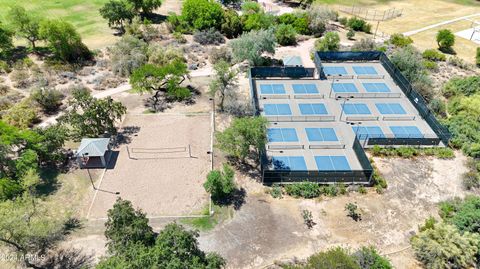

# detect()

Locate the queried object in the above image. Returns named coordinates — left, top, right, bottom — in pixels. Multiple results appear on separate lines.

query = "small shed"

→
left=75, top=138, right=111, bottom=168
left=283, top=55, right=303, bottom=67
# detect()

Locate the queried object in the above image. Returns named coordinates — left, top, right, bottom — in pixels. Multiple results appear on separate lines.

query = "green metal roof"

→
left=75, top=138, right=110, bottom=157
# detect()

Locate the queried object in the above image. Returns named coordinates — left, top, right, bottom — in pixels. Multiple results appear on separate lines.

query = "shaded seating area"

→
left=75, top=138, right=112, bottom=169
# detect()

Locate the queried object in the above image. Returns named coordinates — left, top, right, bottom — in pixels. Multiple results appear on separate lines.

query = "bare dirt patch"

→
left=199, top=152, right=473, bottom=269
left=85, top=113, right=212, bottom=219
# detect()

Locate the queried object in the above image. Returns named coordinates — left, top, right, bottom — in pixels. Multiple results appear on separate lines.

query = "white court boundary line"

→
left=86, top=112, right=214, bottom=222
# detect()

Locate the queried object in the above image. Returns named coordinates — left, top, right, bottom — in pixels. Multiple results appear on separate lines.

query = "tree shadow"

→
left=213, top=187, right=246, bottom=210
left=227, top=156, right=262, bottom=183
left=36, top=167, right=61, bottom=196
left=143, top=13, right=168, bottom=24
left=439, top=47, right=456, bottom=55
left=39, top=247, right=94, bottom=269
left=112, top=125, right=141, bottom=147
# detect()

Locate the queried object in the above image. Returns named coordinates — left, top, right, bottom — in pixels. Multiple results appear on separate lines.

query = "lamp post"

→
left=336, top=95, right=354, bottom=122
left=329, top=79, right=340, bottom=99
left=347, top=122, right=363, bottom=138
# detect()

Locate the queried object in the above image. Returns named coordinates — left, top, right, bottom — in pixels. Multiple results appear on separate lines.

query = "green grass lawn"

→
left=0, top=0, right=117, bottom=48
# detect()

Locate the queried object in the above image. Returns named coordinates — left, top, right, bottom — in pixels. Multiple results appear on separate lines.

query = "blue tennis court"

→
left=315, top=156, right=351, bottom=171
left=342, top=103, right=371, bottom=114
left=332, top=83, right=358, bottom=93
left=353, top=66, right=377, bottom=75
left=323, top=66, right=348, bottom=75
left=292, top=84, right=319, bottom=94
left=264, top=104, right=292, bottom=115
left=362, top=83, right=391, bottom=93
left=352, top=126, right=385, bottom=139
left=272, top=156, right=307, bottom=170
left=260, top=84, right=286, bottom=94
left=375, top=103, right=406, bottom=114
left=390, top=126, right=423, bottom=138
left=305, top=128, right=338, bottom=142
left=299, top=103, right=328, bottom=115
left=267, top=128, right=298, bottom=142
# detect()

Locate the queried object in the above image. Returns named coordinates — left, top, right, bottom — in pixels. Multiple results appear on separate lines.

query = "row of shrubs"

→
left=270, top=182, right=371, bottom=199
left=370, top=145, right=455, bottom=159
left=169, top=0, right=339, bottom=46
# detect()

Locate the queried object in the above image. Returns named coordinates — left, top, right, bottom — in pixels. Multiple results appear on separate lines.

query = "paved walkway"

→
left=403, top=13, right=480, bottom=36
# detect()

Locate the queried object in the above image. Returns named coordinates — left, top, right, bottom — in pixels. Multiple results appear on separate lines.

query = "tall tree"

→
left=182, top=0, right=225, bottom=30
left=209, top=60, right=237, bottom=111
left=98, top=200, right=225, bottom=268
left=104, top=198, right=155, bottom=254
left=60, top=88, right=126, bottom=140
left=0, top=195, right=66, bottom=268
left=130, top=60, right=190, bottom=111
left=6, top=6, right=41, bottom=50
left=39, top=20, right=92, bottom=62
left=99, top=0, right=135, bottom=31
left=216, top=116, right=268, bottom=162
left=0, top=21, right=14, bottom=55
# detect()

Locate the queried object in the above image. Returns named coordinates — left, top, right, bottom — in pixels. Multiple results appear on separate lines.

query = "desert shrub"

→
left=172, top=32, right=187, bottom=43
left=338, top=17, right=348, bottom=26
left=476, top=47, right=480, bottom=67
left=370, top=146, right=454, bottom=159
left=193, top=28, right=225, bottom=45
left=436, top=29, right=455, bottom=52
left=31, top=88, right=64, bottom=114
left=462, top=171, right=480, bottom=190
left=389, top=33, right=413, bottom=47
left=167, top=12, right=190, bottom=33
left=275, top=24, right=297, bottom=46
left=347, top=17, right=371, bottom=33
left=445, top=95, right=480, bottom=157
left=2, top=99, right=38, bottom=128
left=203, top=164, right=236, bottom=201
left=277, top=12, right=311, bottom=35
left=241, top=1, right=261, bottom=14
left=321, top=185, right=338, bottom=197
left=269, top=184, right=283, bottom=199
left=411, top=222, right=480, bottom=269
left=440, top=195, right=480, bottom=233
left=346, top=29, right=355, bottom=40
left=284, top=182, right=321, bottom=198
left=389, top=46, right=433, bottom=101
left=109, top=35, right=148, bottom=77
left=353, top=246, right=392, bottom=269
left=314, top=31, right=340, bottom=52
left=428, top=98, right=447, bottom=117
left=9, top=70, right=31, bottom=89
left=351, top=38, right=376, bottom=51
left=442, top=76, right=480, bottom=97
left=422, top=49, right=446, bottom=61
left=307, top=247, right=360, bottom=269
left=148, top=45, right=186, bottom=66
left=181, top=0, right=225, bottom=31
left=447, top=56, right=473, bottom=70
left=306, top=6, right=336, bottom=37
left=221, top=9, right=243, bottom=39
left=423, top=60, right=438, bottom=71
left=209, top=46, right=233, bottom=64
left=0, top=84, right=9, bottom=95
left=229, top=28, right=276, bottom=65
left=242, top=12, right=275, bottom=31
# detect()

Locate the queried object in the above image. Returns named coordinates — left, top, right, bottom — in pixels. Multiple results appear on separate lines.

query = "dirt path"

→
left=403, top=12, right=480, bottom=36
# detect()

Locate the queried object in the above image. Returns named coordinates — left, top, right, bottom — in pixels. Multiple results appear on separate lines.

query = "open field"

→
left=86, top=113, right=212, bottom=219
left=0, top=0, right=183, bottom=49
left=336, top=0, right=480, bottom=62
left=0, top=0, right=116, bottom=49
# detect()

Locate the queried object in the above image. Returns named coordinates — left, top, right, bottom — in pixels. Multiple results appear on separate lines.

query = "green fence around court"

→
left=315, top=51, right=451, bottom=146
